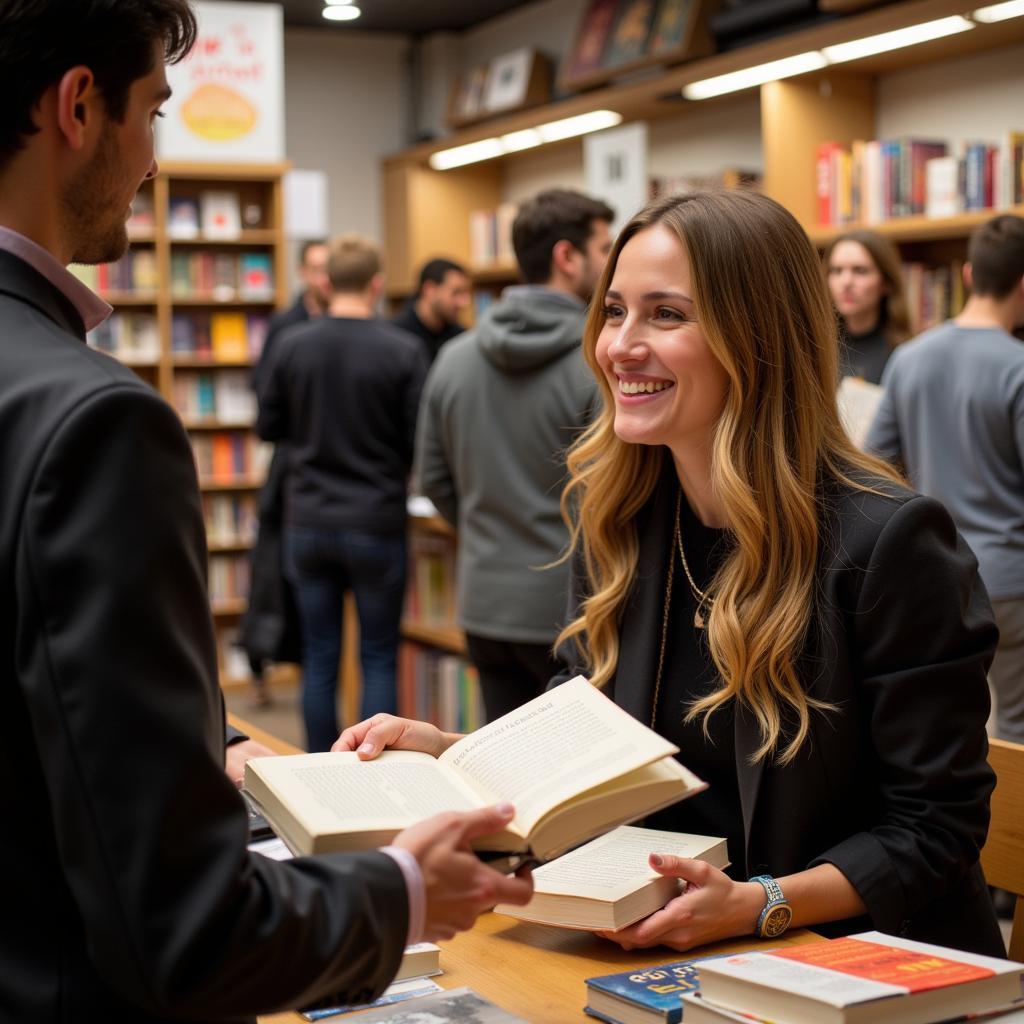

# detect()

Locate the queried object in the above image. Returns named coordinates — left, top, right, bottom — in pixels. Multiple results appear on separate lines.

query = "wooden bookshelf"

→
left=85, top=161, right=289, bottom=686
left=378, top=0, right=1024, bottom=714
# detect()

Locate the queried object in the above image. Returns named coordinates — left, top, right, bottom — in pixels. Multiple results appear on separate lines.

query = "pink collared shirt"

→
left=0, top=226, right=111, bottom=332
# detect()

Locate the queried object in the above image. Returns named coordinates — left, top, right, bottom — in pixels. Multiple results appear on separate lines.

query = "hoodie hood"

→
left=475, top=286, right=586, bottom=372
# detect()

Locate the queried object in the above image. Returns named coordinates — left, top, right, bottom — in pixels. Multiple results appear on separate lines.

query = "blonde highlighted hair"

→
left=558, top=190, right=901, bottom=764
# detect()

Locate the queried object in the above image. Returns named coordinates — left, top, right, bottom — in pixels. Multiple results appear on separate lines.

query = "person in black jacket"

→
left=337, top=190, right=1005, bottom=958
left=257, top=234, right=428, bottom=752
left=392, top=257, right=471, bottom=363
left=0, top=5, right=531, bottom=1021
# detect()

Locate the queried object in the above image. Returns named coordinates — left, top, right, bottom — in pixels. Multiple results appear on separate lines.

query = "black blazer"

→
left=556, top=457, right=1005, bottom=957
left=0, top=251, right=407, bottom=1022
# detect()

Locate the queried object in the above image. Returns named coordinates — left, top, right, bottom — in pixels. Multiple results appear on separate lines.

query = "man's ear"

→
left=550, top=238, right=578, bottom=278
left=56, top=66, right=99, bottom=151
left=962, top=262, right=974, bottom=291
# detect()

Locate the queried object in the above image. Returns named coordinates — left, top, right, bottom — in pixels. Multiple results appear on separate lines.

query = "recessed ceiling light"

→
left=323, top=4, right=360, bottom=20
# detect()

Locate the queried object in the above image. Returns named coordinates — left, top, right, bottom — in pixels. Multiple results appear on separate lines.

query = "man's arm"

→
left=413, top=361, right=458, bottom=525
left=863, top=359, right=903, bottom=464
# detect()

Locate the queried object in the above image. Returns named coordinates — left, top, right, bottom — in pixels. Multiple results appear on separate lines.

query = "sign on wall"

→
left=157, top=1, right=284, bottom=163
left=584, top=121, right=649, bottom=233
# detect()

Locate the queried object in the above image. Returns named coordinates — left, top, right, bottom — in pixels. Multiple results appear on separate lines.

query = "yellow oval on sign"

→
left=181, top=83, right=257, bottom=141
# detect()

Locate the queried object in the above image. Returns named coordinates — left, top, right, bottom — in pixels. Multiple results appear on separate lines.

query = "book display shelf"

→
left=376, top=0, right=1024, bottom=720
left=75, top=161, right=289, bottom=686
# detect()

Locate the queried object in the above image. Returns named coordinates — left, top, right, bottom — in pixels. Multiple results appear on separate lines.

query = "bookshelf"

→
left=377, top=0, right=1024, bottom=715
left=76, top=161, right=289, bottom=687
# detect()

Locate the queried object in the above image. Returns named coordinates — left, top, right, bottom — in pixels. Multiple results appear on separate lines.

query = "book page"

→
left=440, top=676, right=679, bottom=833
left=531, top=826, right=727, bottom=901
left=836, top=376, right=883, bottom=449
left=248, top=751, right=484, bottom=834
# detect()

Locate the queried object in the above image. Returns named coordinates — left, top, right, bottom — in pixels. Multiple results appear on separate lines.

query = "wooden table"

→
left=229, top=715, right=821, bottom=1023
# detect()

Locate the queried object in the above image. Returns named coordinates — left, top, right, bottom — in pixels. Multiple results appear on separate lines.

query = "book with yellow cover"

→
left=244, top=676, right=706, bottom=863
left=210, top=312, right=249, bottom=362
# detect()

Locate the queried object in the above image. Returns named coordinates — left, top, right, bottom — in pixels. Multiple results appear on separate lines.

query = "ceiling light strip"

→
left=430, top=110, right=622, bottom=170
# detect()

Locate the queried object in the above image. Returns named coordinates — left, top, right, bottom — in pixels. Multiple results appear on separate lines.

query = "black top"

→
left=646, top=493, right=745, bottom=878
left=251, top=294, right=312, bottom=392
left=391, top=302, right=464, bottom=363
left=256, top=316, right=429, bottom=533
left=841, top=316, right=891, bottom=384
left=553, top=456, right=1004, bottom=956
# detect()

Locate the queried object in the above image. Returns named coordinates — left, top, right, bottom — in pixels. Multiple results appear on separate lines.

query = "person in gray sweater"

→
left=415, top=189, right=613, bottom=721
left=867, top=213, right=1024, bottom=742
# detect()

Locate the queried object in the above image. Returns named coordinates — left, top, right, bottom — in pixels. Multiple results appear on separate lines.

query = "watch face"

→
left=762, top=904, right=793, bottom=938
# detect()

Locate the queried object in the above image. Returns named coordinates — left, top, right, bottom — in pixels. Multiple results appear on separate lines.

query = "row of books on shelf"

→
left=173, top=369, right=256, bottom=424
left=167, top=190, right=266, bottom=240
left=816, top=132, right=1024, bottom=226
left=398, top=643, right=484, bottom=734
left=71, top=250, right=158, bottom=294
left=203, top=493, right=257, bottom=549
left=172, top=311, right=268, bottom=361
left=190, top=431, right=270, bottom=484
left=649, top=168, right=763, bottom=199
left=87, top=312, right=160, bottom=361
left=404, top=531, right=458, bottom=629
left=209, top=551, right=251, bottom=605
left=170, top=250, right=274, bottom=301
left=903, top=259, right=965, bottom=334
left=469, top=203, right=518, bottom=268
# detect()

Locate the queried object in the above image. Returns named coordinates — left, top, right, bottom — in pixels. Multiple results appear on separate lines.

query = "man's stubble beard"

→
left=63, top=122, right=131, bottom=266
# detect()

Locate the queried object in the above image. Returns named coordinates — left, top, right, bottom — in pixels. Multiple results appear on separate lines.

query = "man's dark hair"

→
left=417, top=258, right=467, bottom=295
left=299, top=239, right=328, bottom=265
left=0, top=0, right=197, bottom=172
left=968, top=215, right=1024, bottom=299
left=512, top=189, right=614, bottom=285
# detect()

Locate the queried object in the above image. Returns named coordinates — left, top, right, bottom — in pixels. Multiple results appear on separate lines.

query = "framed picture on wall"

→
left=447, top=50, right=551, bottom=129
left=603, top=0, right=658, bottom=69
left=560, top=0, right=621, bottom=87
left=483, top=48, right=534, bottom=113
left=561, top=0, right=716, bottom=91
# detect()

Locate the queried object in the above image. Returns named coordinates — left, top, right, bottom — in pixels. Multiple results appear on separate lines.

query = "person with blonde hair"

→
left=826, top=228, right=912, bottom=383
left=335, top=190, right=1004, bottom=957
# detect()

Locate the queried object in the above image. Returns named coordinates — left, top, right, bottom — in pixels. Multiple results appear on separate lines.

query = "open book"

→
left=244, top=676, right=706, bottom=862
left=494, top=825, right=728, bottom=931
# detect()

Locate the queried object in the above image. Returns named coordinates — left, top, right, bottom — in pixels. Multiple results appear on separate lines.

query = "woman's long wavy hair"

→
left=558, top=190, right=902, bottom=764
left=825, top=229, right=912, bottom=349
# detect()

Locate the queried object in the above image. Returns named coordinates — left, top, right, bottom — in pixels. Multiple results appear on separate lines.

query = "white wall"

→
left=876, top=42, right=1024, bottom=150
left=283, top=28, right=409, bottom=251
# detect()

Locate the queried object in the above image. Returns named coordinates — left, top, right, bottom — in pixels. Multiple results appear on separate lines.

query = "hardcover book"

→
left=694, top=932, right=1024, bottom=1024
left=584, top=952, right=735, bottom=1024
left=244, top=676, right=706, bottom=862
left=495, top=825, right=727, bottom=931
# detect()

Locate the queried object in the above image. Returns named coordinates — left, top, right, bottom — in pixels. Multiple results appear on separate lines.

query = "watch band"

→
left=750, top=873, right=792, bottom=939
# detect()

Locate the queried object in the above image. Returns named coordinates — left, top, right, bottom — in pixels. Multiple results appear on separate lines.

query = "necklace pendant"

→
left=694, top=606, right=706, bottom=629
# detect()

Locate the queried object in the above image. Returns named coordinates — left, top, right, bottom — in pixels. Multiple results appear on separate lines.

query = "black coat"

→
left=0, top=251, right=407, bottom=1022
left=555, top=458, right=1005, bottom=957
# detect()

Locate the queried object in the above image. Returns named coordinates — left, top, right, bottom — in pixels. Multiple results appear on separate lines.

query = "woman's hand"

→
left=331, top=714, right=461, bottom=759
left=596, top=855, right=764, bottom=952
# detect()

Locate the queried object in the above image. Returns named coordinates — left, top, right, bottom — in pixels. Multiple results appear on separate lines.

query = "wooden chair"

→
left=981, top=737, right=1024, bottom=961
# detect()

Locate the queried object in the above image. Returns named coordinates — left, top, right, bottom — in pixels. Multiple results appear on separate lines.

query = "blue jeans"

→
left=284, top=525, right=407, bottom=752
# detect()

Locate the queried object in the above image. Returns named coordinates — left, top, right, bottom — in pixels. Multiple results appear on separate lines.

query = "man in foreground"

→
left=0, top=3, right=530, bottom=1020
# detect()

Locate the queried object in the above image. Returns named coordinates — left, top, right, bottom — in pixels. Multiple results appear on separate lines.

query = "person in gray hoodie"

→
left=415, top=189, right=614, bottom=721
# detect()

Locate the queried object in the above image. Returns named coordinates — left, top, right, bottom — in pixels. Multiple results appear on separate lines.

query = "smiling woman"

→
left=549, top=188, right=1006, bottom=959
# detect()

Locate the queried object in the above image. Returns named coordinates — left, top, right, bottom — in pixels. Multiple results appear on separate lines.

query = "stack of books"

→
left=675, top=933, right=1023, bottom=1024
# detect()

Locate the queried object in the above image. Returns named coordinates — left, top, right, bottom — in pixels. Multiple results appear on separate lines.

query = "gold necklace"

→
left=650, top=488, right=712, bottom=728
left=673, top=488, right=714, bottom=629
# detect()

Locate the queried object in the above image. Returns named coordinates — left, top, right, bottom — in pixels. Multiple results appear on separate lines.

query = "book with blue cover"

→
left=584, top=953, right=734, bottom=1024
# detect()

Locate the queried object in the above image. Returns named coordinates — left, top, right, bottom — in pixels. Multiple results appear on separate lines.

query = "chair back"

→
left=981, top=737, right=1024, bottom=961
